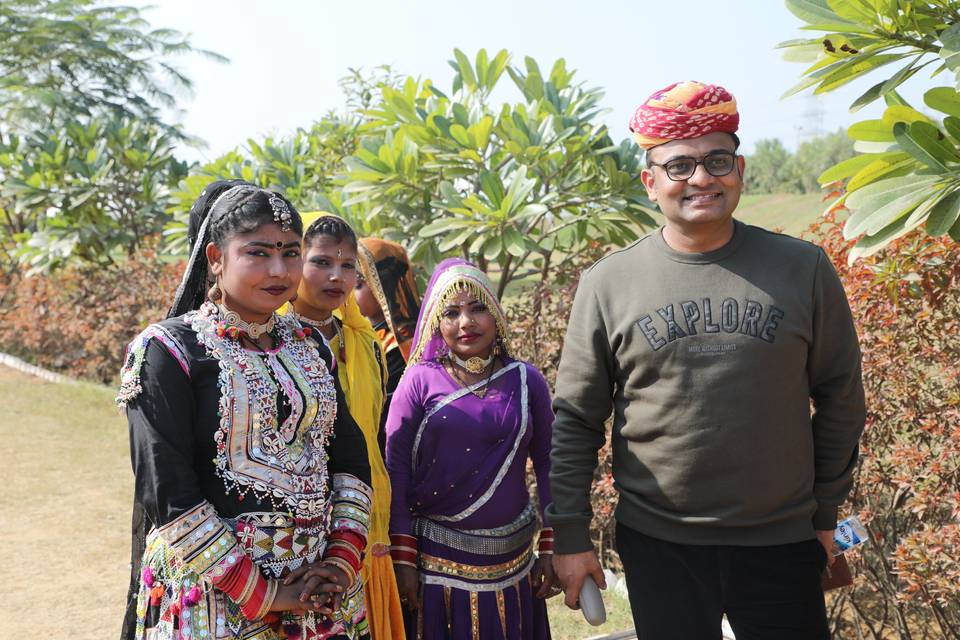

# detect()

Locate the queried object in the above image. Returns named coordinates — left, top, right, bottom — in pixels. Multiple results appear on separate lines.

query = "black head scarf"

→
left=167, top=179, right=254, bottom=318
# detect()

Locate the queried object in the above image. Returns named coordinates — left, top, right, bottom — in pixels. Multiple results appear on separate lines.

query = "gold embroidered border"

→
left=496, top=589, right=507, bottom=635
left=419, top=545, right=532, bottom=581
left=469, top=591, right=480, bottom=640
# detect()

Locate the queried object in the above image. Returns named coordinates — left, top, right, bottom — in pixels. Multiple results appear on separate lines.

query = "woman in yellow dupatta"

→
left=287, top=212, right=405, bottom=640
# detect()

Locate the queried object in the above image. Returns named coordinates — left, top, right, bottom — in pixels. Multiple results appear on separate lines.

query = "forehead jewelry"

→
left=275, top=240, right=283, bottom=249
left=337, top=247, right=342, bottom=258
left=268, top=193, right=293, bottom=232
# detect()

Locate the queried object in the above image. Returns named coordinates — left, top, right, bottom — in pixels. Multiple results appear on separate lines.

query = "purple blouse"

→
left=385, top=359, right=553, bottom=534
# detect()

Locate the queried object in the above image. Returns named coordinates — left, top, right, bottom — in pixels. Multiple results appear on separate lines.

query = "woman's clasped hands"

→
left=272, top=561, right=351, bottom=619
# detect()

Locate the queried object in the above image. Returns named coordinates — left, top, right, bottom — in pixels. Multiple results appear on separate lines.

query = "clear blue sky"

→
left=137, top=0, right=930, bottom=163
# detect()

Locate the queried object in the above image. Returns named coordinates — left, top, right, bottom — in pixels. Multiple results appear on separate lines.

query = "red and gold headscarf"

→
left=629, top=81, right=739, bottom=149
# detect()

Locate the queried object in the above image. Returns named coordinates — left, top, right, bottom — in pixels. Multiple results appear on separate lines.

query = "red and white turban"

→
left=629, top=81, right=739, bottom=149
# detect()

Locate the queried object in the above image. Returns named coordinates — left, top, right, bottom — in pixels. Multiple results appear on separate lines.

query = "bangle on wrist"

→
left=254, top=580, right=278, bottom=620
left=323, top=556, right=357, bottom=589
left=390, top=533, right=418, bottom=566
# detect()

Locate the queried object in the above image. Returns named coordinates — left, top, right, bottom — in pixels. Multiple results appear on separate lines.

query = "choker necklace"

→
left=218, top=304, right=277, bottom=340
left=292, top=310, right=335, bottom=328
left=292, top=310, right=345, bottom=362
left=450, top=352, right=494, bottom=375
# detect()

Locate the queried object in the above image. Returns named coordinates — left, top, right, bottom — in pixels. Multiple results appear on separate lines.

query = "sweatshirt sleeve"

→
left=546, top=268, right=616, bottom=554
left=807, top=249, right=866, bottom=530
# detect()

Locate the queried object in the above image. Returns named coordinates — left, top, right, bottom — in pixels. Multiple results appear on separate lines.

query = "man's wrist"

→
left=551, top=522, right=595, bottom=555
left=812, top=504, right=839, bottom=531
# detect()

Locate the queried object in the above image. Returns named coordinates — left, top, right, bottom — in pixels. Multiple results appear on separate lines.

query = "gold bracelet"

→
left=323, top=557, right=357, bottom=590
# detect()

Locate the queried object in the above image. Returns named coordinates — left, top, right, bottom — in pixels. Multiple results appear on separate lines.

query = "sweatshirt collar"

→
left=652, top=219, right=747, bottom=264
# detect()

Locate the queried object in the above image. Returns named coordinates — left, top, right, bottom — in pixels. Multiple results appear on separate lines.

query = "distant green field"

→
left=735, top=192, right=828, bottom=238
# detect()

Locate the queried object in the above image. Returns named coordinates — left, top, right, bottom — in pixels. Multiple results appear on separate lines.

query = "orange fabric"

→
left=363, top=554, right=405, bottom=640
left=376, top=326, right=399, bottom=353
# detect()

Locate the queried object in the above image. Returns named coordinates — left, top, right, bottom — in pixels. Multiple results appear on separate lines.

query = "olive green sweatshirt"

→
left=546, top=220, right=865, bottom=553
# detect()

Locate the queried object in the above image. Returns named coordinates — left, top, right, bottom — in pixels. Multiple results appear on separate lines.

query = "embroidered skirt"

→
left=411, top=506, right=551, bottom=639
left=134, top=512, right=369, bottom=640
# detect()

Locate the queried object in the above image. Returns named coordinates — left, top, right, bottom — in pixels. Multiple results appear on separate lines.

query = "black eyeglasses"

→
left=648, top=151, right=738, bottom=181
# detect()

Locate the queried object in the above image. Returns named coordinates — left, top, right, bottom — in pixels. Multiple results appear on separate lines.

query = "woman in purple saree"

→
left=385, top=258, right=557, bottom=638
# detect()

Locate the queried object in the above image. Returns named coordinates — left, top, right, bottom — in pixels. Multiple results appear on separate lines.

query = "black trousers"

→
left=616, top=523, right=830, bottom=640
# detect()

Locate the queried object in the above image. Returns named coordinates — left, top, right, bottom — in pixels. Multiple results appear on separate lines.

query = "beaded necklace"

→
left=189, top=302, right=337, bottom=536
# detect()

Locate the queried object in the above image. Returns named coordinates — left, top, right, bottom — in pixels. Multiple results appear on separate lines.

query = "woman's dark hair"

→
left=208, top=188, right=303, bottom=247
left=303, top=215, right=358, bottom=250
left=168, top=180, right=303, bottom=317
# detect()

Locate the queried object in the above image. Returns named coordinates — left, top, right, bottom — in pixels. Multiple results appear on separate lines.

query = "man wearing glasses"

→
left=547, top=81, right=865, bottom=639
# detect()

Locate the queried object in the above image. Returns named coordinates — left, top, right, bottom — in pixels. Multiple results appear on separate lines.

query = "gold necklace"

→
left=447, top=355, right=494, bottom=398
left=449, top=352, right=494, bottom=375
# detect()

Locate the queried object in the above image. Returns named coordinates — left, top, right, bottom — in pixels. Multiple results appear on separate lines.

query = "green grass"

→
left=0, top=368, right=131, bottom=638
left=545, top=589, right=635, bottom=639
left=735, top=192, right=827, bottom=238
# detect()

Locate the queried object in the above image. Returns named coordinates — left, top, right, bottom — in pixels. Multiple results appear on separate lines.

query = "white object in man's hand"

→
left=553, top=550, right=607, bottom=612
left=579, top=575, right=607, bottom=625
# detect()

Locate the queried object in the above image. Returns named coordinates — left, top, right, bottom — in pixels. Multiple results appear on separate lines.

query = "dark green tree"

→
left=746, top=138, right=800, bottom=193
left=791, top=129, right=856, bottom=193
left=745, top=130, right=855, bottom=194
left=0, top=0, right=226, bottom=142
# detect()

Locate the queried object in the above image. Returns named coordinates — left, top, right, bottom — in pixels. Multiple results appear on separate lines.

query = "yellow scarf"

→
left=294, top=212, right=390, bottom=543
left=291, top=212, right=403, bottom=638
